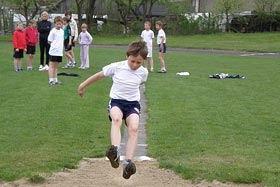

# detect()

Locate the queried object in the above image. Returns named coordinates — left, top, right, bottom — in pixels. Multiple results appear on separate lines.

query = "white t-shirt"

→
left=157, top=29, right=166, bottom=45
left=141, top=30, right=154, bottom=48
left=48, top=28, right=64, bottom=56
left=141, top=30, right=154, bottom=57
left=103, top=60, right=148, bottom=101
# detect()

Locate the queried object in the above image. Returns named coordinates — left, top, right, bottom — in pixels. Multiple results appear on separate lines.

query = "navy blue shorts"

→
left=158, top=43, right=166, bottom=53
left=108, top=99, right=141, bottom=122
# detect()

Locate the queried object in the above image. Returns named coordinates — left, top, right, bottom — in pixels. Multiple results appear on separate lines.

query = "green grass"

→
left=2, top=32, right=280, bottom=52
left=0, top=39, right=280, bottom=186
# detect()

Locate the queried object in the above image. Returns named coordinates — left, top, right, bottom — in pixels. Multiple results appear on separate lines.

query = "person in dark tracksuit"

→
left=37, top=11, right=52, bottom=71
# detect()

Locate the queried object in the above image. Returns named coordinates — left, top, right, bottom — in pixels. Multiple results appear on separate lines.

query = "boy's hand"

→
left=78, top=85, right=84, bottom=97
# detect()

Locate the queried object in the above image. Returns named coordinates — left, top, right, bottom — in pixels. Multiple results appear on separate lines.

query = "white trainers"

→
left=44, top=65, right=49, bottom=71
left=39, top=65, right=43, bottom=70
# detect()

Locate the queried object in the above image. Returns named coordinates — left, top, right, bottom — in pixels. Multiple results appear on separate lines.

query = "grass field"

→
left=0, top=34, right=279, bottom=186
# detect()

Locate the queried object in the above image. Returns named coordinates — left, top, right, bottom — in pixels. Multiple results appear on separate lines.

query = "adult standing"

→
left=37, top=11, right=52, bottom=71
left=64, top=11, right=78, bottom=67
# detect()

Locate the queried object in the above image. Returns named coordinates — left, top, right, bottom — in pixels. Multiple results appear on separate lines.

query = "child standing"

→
left=25, top=19, right=38, bottom=70
left=155, top=21, right=167, bottom=73
left=78, top=23, right=93, bottom=69
left=63, top=17, right=75, bottom=68
left=37, top=11, right=52, bottom=71
left=141, top=21, right=154, bottom=72
left=12, top=22, right=26, bottom=72
left=47, top=16, right=64, bottom=85
left=78, top=41, right=148, bottom=180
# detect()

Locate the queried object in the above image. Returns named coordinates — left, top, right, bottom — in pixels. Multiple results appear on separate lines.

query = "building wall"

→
left=193, top=0, right=257, bottom=13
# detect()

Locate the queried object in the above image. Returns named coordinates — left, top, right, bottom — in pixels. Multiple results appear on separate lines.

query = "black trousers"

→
left=39, top=38, right=50, bottom=66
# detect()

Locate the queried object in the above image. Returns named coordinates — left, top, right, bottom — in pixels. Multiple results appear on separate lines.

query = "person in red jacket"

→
left=25, top=20, right=38, bottom=70
left=13, top=22, right=27, bottom=71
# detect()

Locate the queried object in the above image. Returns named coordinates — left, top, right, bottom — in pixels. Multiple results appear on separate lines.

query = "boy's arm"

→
left=78, top=71, right=105, bottom=97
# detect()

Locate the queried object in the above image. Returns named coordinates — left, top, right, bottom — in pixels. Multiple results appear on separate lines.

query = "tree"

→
left=214, top=0, right=243, bottom=32
left=4, top=0, right=66, bottom=24
left=254, top=0, right=280, bottom=31
left=138, top=0, right=158, bottom=22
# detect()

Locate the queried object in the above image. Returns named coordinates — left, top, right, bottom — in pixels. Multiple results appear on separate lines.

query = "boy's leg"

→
left=122, top=114, right=139, bottom=179
left=158, top=52, right=166, bottom=72
left=125, top=114, right=139, bottom=160
left=106, top=106, right=123, bottom=168
left=48, top=62, right=54, bottom=83
left=70, top=48, right=76, bottom=64
left=109, top=107, right=123, bottom=147
left=53, top=62, right=59, bottom=79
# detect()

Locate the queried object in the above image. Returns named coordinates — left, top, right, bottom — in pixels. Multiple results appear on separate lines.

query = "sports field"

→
left=0, top=34, right=279, bottom=186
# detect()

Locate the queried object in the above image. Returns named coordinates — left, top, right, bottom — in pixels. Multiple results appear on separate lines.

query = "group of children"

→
left=141, top=20, right=167, bottom=73
left=12, top=12, right=93, bottom=85
left=13, top=16, right=167, bottom=179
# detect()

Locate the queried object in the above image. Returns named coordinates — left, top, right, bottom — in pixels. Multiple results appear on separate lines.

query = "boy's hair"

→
left=63, top=17, right=70, bottom=23
left=81, top=23, right=88, bottom=29
left=156, top=21, right=163, bottom=27
left=65, top=11, right=72, bottom=17
left=126, top=41, right=148, bottom=60
left=29, top=19, right=36, bottom=25
left=54, top=16, right=63, bottom=23
left=144, top=21, right=151, bottom=26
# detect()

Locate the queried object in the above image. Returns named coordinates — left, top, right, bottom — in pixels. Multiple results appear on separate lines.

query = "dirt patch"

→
left=1, top=158, right=262, bottom=187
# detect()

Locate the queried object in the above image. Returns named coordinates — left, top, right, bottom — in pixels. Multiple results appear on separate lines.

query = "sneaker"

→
left=157, top=69, right=167, bottom=73
left=49, top=81, right=55, bottom=85
left=150, top=68, right=154, bottom=72
left=54, top=81, right=62, bottom=85
left=63, top=64, right=74, bottom=69
left=39, top=65, right=43, bottom=70
left=106, top=145, right=120, bottom=168
left=44, top=65, right=49, bottom=71
left=123, top=160, right=136, bottom=179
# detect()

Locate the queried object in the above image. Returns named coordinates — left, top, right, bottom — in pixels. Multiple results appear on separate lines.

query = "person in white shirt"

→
left=78, top=41, right=148, bottom=180
left=156, top=21, right=167, bottom=73
left=141, top=21, right=154, bottom=72
left=47, top=16, right=64, bottom=85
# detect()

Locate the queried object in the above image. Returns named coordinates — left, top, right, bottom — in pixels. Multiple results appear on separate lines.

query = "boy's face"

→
left=144, top=23, right=150, bottom=30
left=155, top=24, right=160, bottom=30
left=55, top=21, right=63, bottom=29
left=82, top=27, right=87, bottom=32
left=127, top=55, right=145, bottom=71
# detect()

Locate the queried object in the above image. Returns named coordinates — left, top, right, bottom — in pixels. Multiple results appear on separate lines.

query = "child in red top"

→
left=13, top=22, right=27, bottom=72
left=25, top=20, right=38, bottom=70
